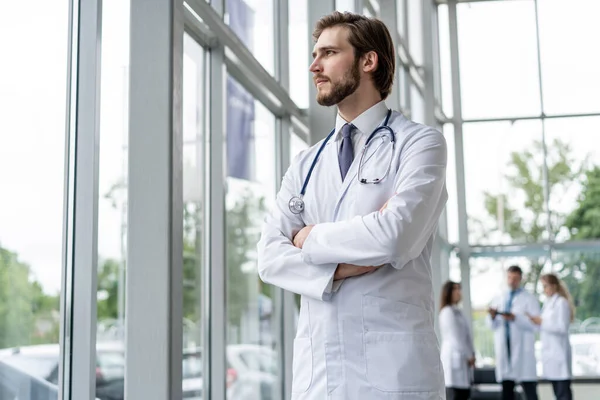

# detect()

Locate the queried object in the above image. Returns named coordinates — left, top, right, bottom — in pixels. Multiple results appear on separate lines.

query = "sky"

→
left=1, top=0, right=600, bottom=312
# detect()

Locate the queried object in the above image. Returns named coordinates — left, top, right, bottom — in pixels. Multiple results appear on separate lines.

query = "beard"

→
left=316, top=58, right=361, bottom=107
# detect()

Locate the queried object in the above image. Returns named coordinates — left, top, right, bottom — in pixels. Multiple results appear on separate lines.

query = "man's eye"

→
left=326, top=50, right=335, bottom=56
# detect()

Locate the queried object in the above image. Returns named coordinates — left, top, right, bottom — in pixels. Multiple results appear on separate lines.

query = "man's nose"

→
left=309, top=58, right=322, bottom=73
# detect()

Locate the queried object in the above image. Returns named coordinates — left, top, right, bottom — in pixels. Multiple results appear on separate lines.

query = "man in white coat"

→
left=487, top=265, right=541, bottom=400
left=257, top=11, right=447, bottom=400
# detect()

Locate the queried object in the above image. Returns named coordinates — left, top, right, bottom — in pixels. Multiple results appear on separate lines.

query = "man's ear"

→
left=362, top=51, right=378, bottom=73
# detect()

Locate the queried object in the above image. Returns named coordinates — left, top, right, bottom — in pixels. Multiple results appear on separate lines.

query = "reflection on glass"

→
left=457, top=1, right=541, bottom=119
left=96, top=0, right=130, bottom=398
left=0, top=1, right=67, bottom=398
left=225, top=79, right=279, bottom=400
left=226, top=0, right=274, bottom=76
left=463, top=120, right=545, bottom=245
left=289, top=0, right=309, bottom=109
left=544, top=117, right=600, bottom=242
left=182, top=33, right=206, bottom=399
left=538, top=0, right=600, bottom=115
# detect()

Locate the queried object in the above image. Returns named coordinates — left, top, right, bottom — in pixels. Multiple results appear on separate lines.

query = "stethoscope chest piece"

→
left=288, top=196, right=305, bottom=214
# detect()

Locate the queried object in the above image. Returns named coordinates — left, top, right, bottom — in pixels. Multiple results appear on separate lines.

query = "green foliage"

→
left=480, top=138, right=580, bottom=289
left=0, top=245, right=59, bottom=349
left=560, top=167, right=600, bottom=320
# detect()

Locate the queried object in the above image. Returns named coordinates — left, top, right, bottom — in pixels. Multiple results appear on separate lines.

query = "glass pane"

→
left=289, top=0, right=309, bottom=109
left=96, top=0, right=129, bottom=398
left=182, top=34, right=206, bottom=399
left=470, top=256, right=547, bottom=370
left=410, top=85, right=424, bottom=124
left=538, top=0, right=600, bottom=114
left=552, top=250, right=600, bottom=378
left=437, top=4, right=453, bottom=119
left=463, top=120, right=546, bottom=245
left=226, top=0, right=274, bottom=76
left=291, top=132, right=309, bottom=160
left=544, top=117, right=600, bottom=243
left=0, top=1, right=67, bottom=398
left=443, top=124, right=459, bottom=245
left=225, top=78, right=279, bottom=400
left=408, top=0, right=423, bottom=66
left=457, top=1, right=541, bottom=120
left=396, top=0, right=406, bottom=38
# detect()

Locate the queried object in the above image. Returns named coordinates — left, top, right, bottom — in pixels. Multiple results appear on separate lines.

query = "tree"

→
left=478, top=138, right=582, bottom=290
left=560, top=167, right=600, bottom=320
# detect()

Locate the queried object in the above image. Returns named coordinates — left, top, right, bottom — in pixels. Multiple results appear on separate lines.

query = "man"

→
left=257, top=11, right=447, bottom=399
left=487, top=265, right=541, bottom=400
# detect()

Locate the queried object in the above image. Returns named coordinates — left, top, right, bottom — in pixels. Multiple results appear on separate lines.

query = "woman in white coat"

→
left=528, top=273, right=574, bottom=400
left=439, top=281, right=475, bottom=400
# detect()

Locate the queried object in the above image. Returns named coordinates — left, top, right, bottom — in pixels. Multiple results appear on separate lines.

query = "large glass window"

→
left=457, top=1, right=541, bottom=120
left=96, top=0, right=130, bottom=398
left=0, top=1, right=68, bottom=397
left=225, top=78, right=279, bottom=399
left=463, top=120, right=544, bottom=245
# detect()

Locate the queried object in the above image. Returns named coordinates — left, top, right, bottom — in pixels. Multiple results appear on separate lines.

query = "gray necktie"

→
left=338, top=123, right=354, bottom=181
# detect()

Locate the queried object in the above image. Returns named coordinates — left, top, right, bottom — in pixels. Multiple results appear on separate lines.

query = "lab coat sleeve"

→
left=513, top=293, right=541, bottom=332
left=257, top=153, right=338, bottom=301
left=301, top=128, right=447, bottom=267
left=486, top=298, right=503, bottom=331
left=439, top=307, right=472, bottom=360
left=541, top=297, right=571, bottom=335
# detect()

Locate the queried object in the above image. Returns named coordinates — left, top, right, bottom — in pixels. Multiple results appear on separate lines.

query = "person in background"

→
left=528, top=273, right=574, bottom=400
left=487, top=265, right=541, bottom=400
left=439, top=280, right=475, bottom=400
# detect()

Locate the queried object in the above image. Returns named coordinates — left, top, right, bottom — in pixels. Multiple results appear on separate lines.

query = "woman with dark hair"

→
left=528, top=273, right=574, bottom=400
left=439, top=280, right=475, bottom=400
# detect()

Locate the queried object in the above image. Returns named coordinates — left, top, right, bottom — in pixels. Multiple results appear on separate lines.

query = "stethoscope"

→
left=288, top=109, right=395, bottom=215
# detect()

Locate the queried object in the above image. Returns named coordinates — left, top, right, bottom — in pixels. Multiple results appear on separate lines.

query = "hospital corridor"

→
left=0, top=0, right=599, bottom=399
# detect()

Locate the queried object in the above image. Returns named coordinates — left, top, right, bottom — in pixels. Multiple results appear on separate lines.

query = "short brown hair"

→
left=313, top=11, right=396, bottom=100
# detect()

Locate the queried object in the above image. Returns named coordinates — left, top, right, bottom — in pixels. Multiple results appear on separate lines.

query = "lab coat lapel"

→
left=332, top=148, right=361, bottom=219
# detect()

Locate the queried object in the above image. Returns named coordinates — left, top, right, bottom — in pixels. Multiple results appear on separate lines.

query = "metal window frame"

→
left=60, top=0, right=103, bottom=398
left=125, top=0, right=184, bottom=399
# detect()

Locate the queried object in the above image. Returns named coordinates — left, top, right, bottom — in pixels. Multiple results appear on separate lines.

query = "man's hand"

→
left=293, top=225, right=314, bottom=249
left=334, top=263, right=380, bottom=280
left=467, top=356, right=476, bottom=368
left=488, top=307, right=498, bottom=319
left=502, top=312, right=516, bottom=322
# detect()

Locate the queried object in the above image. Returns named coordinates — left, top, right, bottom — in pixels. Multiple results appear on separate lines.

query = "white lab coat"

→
left=257, top=103, right=448, bottom=400
left=487, top=289, right=541, bottom=383
left=439, top=305, right=475, bottom=389
left=538, top=294, right=572, bottom=380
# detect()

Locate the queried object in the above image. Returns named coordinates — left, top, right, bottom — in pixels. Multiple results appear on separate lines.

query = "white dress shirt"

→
left=334, top=100, right=389, bottom=160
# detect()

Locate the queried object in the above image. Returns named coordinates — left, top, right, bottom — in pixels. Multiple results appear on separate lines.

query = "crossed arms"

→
left=256, top=130, right=447, bottom=301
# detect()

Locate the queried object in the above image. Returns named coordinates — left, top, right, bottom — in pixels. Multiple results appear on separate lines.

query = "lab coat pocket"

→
left=364, top=331, right=441, bottom=392
left=291, top=337, right=313, bottom=393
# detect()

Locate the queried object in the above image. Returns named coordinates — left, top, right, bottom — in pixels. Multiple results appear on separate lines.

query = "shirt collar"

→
left=333, top=100, right=389, bottom=142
